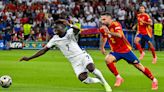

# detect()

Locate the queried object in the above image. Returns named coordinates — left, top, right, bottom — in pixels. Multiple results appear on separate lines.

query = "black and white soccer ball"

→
left=0, top=75, right=12, bottom=88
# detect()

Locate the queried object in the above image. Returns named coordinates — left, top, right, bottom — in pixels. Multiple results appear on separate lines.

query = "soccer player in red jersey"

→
left=99, top=12, right=158, bottom=90
left=133, top=5, right=157, bottom=63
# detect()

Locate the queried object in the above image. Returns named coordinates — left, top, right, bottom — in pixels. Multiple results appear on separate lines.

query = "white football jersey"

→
left=46, top=28, right=84, bottom=59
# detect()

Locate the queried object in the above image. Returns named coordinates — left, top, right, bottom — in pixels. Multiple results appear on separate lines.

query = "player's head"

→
left=53, top=20, right=66, bottom=36
left=100, top=12, right=112, bottom=26
left=139, top=5, right=146, bottom=13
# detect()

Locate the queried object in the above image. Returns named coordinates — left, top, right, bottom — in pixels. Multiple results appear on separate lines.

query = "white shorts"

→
left=68, top=52, right=94, bottom=77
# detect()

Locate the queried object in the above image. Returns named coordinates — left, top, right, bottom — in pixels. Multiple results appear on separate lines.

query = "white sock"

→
left=153, top=78, right=157, bottom=82
left=116, top=74, right=121, bottom=78
left=82, top=77, right=101, bottom=84
left=92, top=68, right=108, bottom=85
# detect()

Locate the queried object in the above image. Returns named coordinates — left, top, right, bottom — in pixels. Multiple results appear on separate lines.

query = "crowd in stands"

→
left=0, top=0, right=163, bottom=42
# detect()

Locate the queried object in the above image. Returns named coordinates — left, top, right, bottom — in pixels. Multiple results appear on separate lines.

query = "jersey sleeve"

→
left=114, top=26, right=122, bottom=32
left=113, top=23, right=123, bottom=37
left=99, top=28, right=108, bottom=38
left=45, top=37, right=56, bottom=48
left=66, top=28, right=75, bottom=39
left=145, top=14, right=151, bottom=22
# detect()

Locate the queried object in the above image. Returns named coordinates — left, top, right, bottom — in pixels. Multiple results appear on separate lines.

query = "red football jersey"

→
left=99, top=21, right=132, bottom=53
left=137, top=13, right=152, bottom=37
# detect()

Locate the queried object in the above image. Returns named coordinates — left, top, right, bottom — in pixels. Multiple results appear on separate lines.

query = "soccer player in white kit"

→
left=20, top=19, right=112, bottom=92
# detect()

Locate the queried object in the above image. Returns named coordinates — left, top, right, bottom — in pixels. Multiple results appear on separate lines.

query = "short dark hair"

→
left=139, top=5, right=146, bottom=9
left=100, top=12, right=112, bottom=18
left=54, top=19, right=65, bottom=24
left=53, top=19, right=66, bottom=31
left=54, top=24, right=65, bottom=31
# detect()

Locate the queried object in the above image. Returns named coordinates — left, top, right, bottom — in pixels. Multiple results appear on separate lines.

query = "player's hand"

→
left=100, top=48, right=107, bottom=55
left=101, top=25, right=110, bottom=34
left=140, top=19, right=146, bottom=24
left=58, top=19, right=70, bottom=25
left=64, top=20, right=70, bottom=26
left=132, top=26, right=136, bottom=31
left=19, top=57, right=30, bottom=62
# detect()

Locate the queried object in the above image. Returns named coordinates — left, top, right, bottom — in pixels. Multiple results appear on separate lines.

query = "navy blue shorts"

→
left=136, top=33, right=152, bottom=42
left=110, top=51, right=140, bottom=64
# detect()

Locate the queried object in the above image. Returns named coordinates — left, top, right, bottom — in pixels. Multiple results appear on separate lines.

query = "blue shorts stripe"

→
left=110, top=51, right=140, bottom=64
left=136, top=33, right=152, bottom=42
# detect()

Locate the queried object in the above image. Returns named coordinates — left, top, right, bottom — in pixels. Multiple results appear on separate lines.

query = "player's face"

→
left=139, top=6, right=145, bottom=13
left=54, top=29, right=65, bottom=36
left=54, top=24, right=66, bottom=36
left=100, top=15, right=111, bottom=25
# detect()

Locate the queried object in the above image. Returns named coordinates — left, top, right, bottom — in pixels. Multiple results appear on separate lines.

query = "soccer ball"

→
left=0, top=75, right=12, bottom=88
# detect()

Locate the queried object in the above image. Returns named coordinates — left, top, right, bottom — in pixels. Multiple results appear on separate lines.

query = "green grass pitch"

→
left=0, top=50, right=163, bottom=92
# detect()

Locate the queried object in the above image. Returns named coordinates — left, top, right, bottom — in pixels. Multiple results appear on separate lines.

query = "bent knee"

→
left=134, top=39, right=139, bottom=44
left=78, top=72, right=88, bottom=82
left=86, top=63, right=95, bottom=72
left=105, top=55, right=115, bottom=64
left=134, top=37, right=140, bottom=44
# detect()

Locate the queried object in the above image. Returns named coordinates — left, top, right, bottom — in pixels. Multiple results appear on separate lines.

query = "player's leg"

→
left=134, top=34, right=145, bottom=60
left=86, top=63, right=112, bottom=92
left=73, top=63, right=102, bottom=84
left=83, top=54, right=112, bottom=92
left=105, top=53, right=124, bottom=87
left=133, top=63, right=158, bottom=90
left=122, top=51, right=158, bottom=90
left=148, top=41, right=157, bottom=64
left=143, top=35, right=157, bottom=63
left=78, top=72, right=102, bottom=84
left=70, top=55, right=102, bottom=84
left=78, top=72, right=112, bottom=92
left=86, top=63, right=108, bottom=85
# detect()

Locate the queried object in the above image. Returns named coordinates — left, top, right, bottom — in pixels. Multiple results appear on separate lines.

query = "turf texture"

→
left=0, top=50, right=163, bottom=92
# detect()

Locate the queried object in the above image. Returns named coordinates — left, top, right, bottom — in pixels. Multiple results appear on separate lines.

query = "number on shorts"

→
left=66, top=44, right=69, bottom=51
left=86, top=55, right=90, bottom=59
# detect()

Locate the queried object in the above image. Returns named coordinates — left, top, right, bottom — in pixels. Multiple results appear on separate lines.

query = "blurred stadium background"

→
left=0, top=0, right=163, bottom=50
left=0, top=0, right=164, bottom=92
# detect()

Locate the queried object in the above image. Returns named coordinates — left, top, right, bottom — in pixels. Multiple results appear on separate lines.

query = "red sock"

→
left=150, top=47, right=156, bottom=58
left=135, top=43, right=143, bottom=54
left=142, top=67, right=154, bottom=80
left=107, top=62, right=119, bottom=76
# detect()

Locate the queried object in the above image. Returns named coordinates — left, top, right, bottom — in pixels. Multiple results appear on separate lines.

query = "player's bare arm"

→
left=19, top=47, right=50, bottom=61
left=100, top=37, right=107, bottom=55
left=99, top=26, right=107, bottom=55
left=70, top=24, right=80, bottom=35
left=57, top=19, right=80, bottom=34
left=132, top=23, right=137, bottom=30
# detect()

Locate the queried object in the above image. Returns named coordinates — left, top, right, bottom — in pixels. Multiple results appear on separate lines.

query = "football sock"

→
left=142, top=67, right=154, bottom=80
left=135, top=43, right=143, bottom=54
left=153, top=78, right=157, bottom=82
left=92, top=68, right=108, bottom=85
left=107, top=62, right=119, bottom=76
left=82, top=77, right=101, bottom=84
left=150, top=47, right=156, bottom=58
left=116, top=74, right=121, bottom=78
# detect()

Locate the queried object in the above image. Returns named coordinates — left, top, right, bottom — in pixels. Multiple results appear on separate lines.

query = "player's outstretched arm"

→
left=132, top=23, right=137, bottom=31
left=56, top=19, right=80, bottom=34
left=19, top=47, right=50, bottom=62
